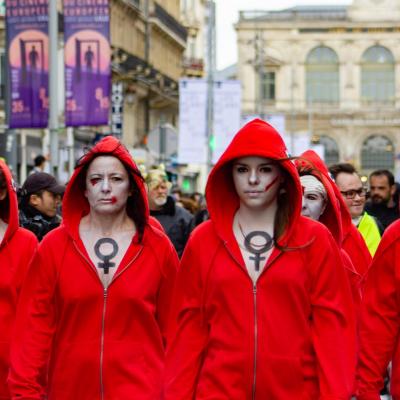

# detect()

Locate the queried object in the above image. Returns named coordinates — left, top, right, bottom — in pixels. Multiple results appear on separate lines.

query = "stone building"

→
left=181, top=0, right=206, bottom=78
left=111, top=0, right=186, bottom=149
left=236, top=0, right=400, bottom=177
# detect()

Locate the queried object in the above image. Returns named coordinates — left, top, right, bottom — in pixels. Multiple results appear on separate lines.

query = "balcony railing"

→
left=183, top=57, right=204, bottom=72
left=153, top=3, right=187, bottom=42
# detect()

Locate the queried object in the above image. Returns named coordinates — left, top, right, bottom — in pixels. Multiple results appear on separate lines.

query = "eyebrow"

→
left=234, top=162, right=274, bottom=167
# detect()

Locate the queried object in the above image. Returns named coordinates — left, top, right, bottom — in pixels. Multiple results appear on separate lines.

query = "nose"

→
left=101, top=177, right=111, bottom=192
left=249, top=169, right=259, bottom=185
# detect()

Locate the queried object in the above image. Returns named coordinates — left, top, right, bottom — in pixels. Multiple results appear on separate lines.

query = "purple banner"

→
left=64, top=0, right=110, bottom=126
left=6, top=0, right=49, bottom=128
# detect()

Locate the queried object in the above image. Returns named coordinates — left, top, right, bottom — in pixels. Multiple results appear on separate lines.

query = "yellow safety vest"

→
left=358, top=212, right=381, bottom=256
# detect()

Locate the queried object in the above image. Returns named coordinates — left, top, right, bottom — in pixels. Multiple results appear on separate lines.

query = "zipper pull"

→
left=104, top=288, right=108, bottom=298
left=253, top=283, right=257, bottom=295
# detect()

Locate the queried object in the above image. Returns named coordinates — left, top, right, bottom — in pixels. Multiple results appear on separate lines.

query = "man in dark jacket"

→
left=145, top=165, right=193, bottom=257
left=19, top=172, right=65, bottom=241
left=365, top=169, right=399, bottom=232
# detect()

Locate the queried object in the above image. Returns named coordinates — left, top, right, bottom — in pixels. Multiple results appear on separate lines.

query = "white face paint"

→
left=85, top=156, right=131, bottom=215
left=300, top=175, right=327, bottom=221
left=232, top=156, right=283, bottom=211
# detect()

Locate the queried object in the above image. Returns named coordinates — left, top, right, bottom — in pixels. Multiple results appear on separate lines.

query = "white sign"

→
left=212, top=80, right=241, bottom=163
left=178, top=79, right=208, bottom=164
left=178, top=79, right=242, bottom=165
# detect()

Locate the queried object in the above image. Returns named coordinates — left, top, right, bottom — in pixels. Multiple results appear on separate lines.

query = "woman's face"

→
left=85, top=156, right=131, bottom=215
left=232, top=156, right=283, bottom=210
left=300, top=175, right=327, bottom=221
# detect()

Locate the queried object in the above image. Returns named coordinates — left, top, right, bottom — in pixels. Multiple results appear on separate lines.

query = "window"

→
left=312, top=135, right=339, bottom=165
left=361, top=46, right=394, bottom=104
left=261, top=71, right=275, bottom=101
left=306, top=46, right=339, bottom=104
left=361, top=135, right=394, bottom=170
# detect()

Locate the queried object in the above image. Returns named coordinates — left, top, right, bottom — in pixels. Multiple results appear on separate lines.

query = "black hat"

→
left=22, top=172, right=65, bottom=196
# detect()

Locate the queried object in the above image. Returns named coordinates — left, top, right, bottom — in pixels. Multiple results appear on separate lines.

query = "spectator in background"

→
left=329, top=163, right=381, bottom=256
left=365, top=169, right=400, bottom=232
left=30, top=154, right=46, bottom=175
left=19, top=172, right=64, bottom=241
left=145, top=165, right=193, bottom=257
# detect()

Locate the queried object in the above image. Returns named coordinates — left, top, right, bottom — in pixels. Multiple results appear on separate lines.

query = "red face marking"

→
left=90, top=178, right=98, bottom=186
left=111, top=196, right=117, bottom=204
left=264, top=175, right=279, bottom=192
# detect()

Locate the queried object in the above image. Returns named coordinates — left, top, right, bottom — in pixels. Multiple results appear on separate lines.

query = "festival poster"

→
left=64, top=0, right=110, bottom=126
left=6, top=0, right=49, bottom=128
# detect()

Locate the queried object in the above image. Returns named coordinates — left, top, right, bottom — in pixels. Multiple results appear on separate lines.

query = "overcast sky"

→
left=216, top=0, right=352, bottom=70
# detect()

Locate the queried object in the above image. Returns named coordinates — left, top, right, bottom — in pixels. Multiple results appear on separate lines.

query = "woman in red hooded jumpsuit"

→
left=164, top=119, right=356, bottom=400
left=8, top=137, right=178, bottom=400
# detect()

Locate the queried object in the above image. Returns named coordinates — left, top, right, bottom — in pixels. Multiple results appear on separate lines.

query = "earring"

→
left=279, top=187, right=286, bottom=195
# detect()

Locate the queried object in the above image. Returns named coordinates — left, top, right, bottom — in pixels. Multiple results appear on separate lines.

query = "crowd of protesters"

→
left=2, top=120, right=400, bottom=398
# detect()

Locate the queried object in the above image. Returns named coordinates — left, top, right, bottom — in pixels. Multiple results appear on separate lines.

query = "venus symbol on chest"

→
left=94, top=238, right=119, bottom=274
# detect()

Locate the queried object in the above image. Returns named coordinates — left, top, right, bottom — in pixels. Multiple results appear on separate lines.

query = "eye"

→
left=236, top=166, right=248, bottom=173
left=89, top=177, right=101, bottom=186
left=111, top=176, right=123, bottom=182
left=260, top=166, right=273, bottom=173
left=305, top=193, right=320, bottom=201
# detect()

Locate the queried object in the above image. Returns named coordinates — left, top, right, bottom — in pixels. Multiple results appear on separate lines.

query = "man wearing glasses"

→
left=329, top=163, right=381, bottom=256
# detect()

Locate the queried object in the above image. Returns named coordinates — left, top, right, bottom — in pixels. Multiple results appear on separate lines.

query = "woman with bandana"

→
left=9, top=136, right=178, bottom=400
left=164, top=119, right=356, bottom=399
left=297, top=150, right=371, bottom=289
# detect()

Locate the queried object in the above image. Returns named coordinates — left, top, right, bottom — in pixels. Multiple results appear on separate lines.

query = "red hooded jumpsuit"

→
left=357, top=219, right=400, bottom=400
left=0, top=160, right=37, bottom=400
left=164, top=119, right=356, bottom=399
left=8, top=137, right=178, bottom=399
left=297, top=149, right=366, bottom=302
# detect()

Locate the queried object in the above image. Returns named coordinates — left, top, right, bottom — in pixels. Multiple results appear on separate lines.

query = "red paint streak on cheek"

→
left=90, top=179, right=98, bottom=187
left=111, top=196, right=117, bottom=204
left=264, top=176, right=279, bottom=192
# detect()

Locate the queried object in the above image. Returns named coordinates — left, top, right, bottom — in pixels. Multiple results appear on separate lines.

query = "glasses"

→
left=340, top=188, right=367, bottom=199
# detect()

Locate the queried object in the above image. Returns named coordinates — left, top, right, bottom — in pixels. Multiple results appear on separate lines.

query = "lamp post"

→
left=48, top=0, right=59, bottom=177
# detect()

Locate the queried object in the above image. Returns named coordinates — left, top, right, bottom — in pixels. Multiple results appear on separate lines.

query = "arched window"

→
left=311, top=135, right=339, bottom=165
left=306, top=46, right=339, bottom=104
left=361, top=135, right=394, bottom=170
left=361, top=46, right=395, bottom=104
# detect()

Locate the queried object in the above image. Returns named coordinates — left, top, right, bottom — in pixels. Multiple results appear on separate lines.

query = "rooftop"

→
left=239, top=5, right=348, bottom=22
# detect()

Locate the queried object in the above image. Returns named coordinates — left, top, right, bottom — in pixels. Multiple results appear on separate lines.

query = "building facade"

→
left=236, top=0, right=400, bottom=177
left=181, top=0, right=206, bottom=78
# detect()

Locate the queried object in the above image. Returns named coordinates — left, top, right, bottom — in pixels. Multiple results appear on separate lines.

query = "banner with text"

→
left=64, top=0, right=110, bottom=126
left=6, top=0, right=49, bottom=128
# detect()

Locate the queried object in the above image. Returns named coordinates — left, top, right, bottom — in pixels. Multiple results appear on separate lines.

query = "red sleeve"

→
left=357, top=237, right=399, bottom=400
left=163, top=235, right=210, bottom=400
left=14, top=232, right=38, bottom=296
left=308, top=228, right=357, bottom=399
left=156, top=239, right=179, bottom=346
left=8, top=239, right=58, bottom=399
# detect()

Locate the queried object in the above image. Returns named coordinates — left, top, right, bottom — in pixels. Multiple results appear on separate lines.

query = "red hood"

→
left=62, top=136, right=149, bottom=239
left=205, top=119, right=302, bottom=247
left=296, top=150, right=352, bottom=245
left=0, top=160, right=19, bottom=244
